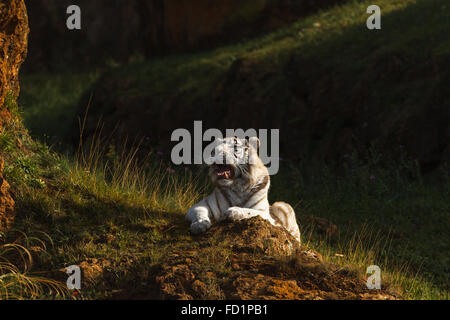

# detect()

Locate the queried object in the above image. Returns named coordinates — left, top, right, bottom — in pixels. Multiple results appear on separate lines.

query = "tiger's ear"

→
left=214, top=137, right=224, bottom=145
left=248, top=136, right=260, bottom=151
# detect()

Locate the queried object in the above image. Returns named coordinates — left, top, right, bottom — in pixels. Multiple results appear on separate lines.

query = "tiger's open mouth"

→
left=214, top=164, right=234, bottom=180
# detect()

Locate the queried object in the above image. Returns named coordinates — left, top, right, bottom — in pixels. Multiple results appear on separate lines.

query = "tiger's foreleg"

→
left=224, top=207, right=276, bottom=225
left=186, top=199, right=213, bottom=234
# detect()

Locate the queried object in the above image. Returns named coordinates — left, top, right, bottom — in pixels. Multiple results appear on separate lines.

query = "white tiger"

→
left=186, top=136, right=301, bottom=242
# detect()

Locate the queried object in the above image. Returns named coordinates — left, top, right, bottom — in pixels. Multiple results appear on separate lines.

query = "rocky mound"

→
left=153, top=217, right=399, bottom=300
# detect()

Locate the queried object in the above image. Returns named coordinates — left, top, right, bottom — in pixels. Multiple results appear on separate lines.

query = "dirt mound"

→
left=204, top=217, right=302, bottom=256
left=153, top=217, right=399, bottom=300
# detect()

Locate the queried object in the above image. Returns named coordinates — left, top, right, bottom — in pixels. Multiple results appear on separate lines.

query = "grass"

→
left=1, top=97, right=207, bottom=298
left=19, top=0, right=450, bottom=137
left=86, top=0, right=424, bottom=99
left=19, top=0, right=450, bottom=144
left=272, top=144, right=449, bottom=298
left=0, top=231, right=69, bottom=299
left=2, top=105, right=447, bottom=299
left=270, top=149, right=449, bottom=299
left=24, top=0, right=450, bottom=166
left=5, top=0, right=449, bottom=299
left=18, top=72, right=100, bottom=144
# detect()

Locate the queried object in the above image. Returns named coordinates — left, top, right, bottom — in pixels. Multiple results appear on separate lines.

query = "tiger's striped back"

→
left=186, top=136, right=300, bottom=242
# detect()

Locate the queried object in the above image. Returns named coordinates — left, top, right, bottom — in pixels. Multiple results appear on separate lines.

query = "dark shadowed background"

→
left=20, top=0, right=449, bottom=174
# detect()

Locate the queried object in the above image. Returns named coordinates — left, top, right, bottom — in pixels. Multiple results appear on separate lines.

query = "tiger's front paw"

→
left=190, top=220, right=212, bottom=234
left=224, top=207, right=247, bottom=221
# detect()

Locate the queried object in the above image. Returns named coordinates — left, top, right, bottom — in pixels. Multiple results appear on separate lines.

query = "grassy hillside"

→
left=3, top=92, right=449, bottom=299
left=36, top=0, right=447, bottom=173
left=6, top=0, right=449, bottom=299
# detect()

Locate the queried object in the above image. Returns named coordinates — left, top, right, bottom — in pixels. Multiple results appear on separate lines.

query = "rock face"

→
left=0, top=0, right=28, bottom=112
left=0, top=0, right=29, bottom=231
left=0, top=158, right=14, bottom=232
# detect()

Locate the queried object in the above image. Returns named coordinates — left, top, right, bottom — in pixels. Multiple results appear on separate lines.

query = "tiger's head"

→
left=207, top=136, right=267, bottom=187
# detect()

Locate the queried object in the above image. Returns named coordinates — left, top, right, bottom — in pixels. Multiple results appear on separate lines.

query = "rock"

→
left=0, top=0, right=27, bottom=139
left=0, top=0, right=28, bottom=110
left=0, top=0, right=28, bottom=232
left=0, top=157, right=14, bottom=232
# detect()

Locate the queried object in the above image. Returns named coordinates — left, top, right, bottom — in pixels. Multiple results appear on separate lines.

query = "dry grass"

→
left=0, top=232, right=68, bottom=300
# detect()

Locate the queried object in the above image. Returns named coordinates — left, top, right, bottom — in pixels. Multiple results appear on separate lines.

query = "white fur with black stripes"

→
left=186, top=136, right=301, bottom=242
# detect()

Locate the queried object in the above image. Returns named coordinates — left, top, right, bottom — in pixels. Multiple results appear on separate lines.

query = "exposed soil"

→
left=0, top=158, right=14, bottom=232
left=0, top=0, right=29, bottom=110
left=150, top=217, right=399, bottom=300
left=78, top=258, right=112, bottom=287
left=64, top=216, right=399, bottom=300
